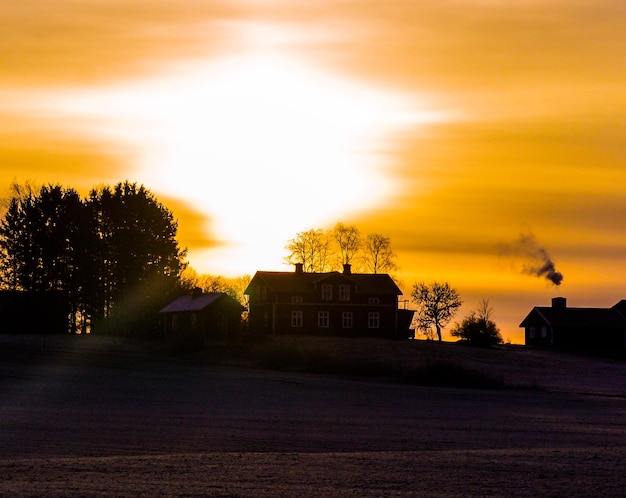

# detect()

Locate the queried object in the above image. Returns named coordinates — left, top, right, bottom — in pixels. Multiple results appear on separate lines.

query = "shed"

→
left=519, top=297, right=626, bottom=350
left=159, top=288, right=244, bottom=340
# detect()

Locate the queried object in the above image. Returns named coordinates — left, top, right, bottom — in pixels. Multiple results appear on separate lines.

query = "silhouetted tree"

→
left=285, top=223, right=399, bottom=275
left=362, top=233, right=397, bottom=274
left=180, top=268, right=251, bottom=325
left=451, top=299, right=503, bottom=346
left=0, top=181, right=187, bottom=335
left=411, top=281, right=462, bottom=342
left=87, top=182, right=187, bottom=334
left=0, top=184, right=93, bottom=332
left=332, top=222, right=361, bottom=266
left=285, top=228, right=332, bottom=272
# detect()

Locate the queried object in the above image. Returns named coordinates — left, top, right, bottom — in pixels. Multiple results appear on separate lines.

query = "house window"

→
left=321, top=284, right=333, bottom=301
left=171, top=315, right=179, bottom=332
left=541, top=326, right=547, bottom=339
left=318, top=311, right=330, bottom=328
left=292, top=296, right=303, bottom=303
left=368, top=312, right=380, bottom=329
left=263, top=311, right=270, bottom=328
left=339, top=284, right=350, bottom=301
left=368, top=297, right=380, bottom=305
left=291, top=311, right=303, bottom=328
left=529, top=327, right=535, bottom=339
left=342, top=312, right=353, bottom=328
left=260, top=285, right=268, bottom=300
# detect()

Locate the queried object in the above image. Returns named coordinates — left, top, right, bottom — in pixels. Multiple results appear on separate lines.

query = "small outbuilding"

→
left=159, top=288, right=244, bottom=341
left=520, top=297, right=626, bottom=351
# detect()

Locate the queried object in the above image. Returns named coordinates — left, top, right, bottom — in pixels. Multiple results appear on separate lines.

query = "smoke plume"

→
left=502, top=232, right=564, bottom=286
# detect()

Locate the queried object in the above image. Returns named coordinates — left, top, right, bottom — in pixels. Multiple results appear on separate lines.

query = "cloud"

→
left=158, top=196, right=222, bottom=252
left=0, top=112, right=129, bottom=191
left=0, top=1, right=237, bottom=86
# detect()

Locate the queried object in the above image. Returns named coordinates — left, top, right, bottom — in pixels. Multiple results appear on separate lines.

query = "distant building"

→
left=0, top=290, right=70, bottom=334
left=245, top=263, right=414, bottom=339
left=520, top=297, right=626, bottom=350
left=159, top=288, right=244, bottom=340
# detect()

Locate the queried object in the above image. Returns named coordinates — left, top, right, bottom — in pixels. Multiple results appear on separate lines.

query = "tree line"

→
left=0, top=181, right=503, bottom=344
left=0, top=181, right=186, bottom=334
left=284, top=222, right=397, bottom=274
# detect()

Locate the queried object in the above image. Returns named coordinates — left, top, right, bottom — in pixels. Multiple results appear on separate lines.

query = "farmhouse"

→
left=159, top=288, right=244, bottom=340
left=245, top=263, right=414, bottom=339
left=520, top=297, right=626, bottom=350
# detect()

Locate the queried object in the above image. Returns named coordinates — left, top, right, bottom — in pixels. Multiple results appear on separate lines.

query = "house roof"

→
left=159, top=292, right=230, bottom=314
left=245, top=270, right=402, bottom=296
left=519, top=304, right=626, bottom=329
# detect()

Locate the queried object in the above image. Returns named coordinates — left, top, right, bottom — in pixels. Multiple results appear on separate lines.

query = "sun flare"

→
left=14, top=28, right=449, bottom=275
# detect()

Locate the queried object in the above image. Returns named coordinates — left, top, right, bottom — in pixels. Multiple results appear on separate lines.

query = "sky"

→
left=1, top=1, right=625, bottom=342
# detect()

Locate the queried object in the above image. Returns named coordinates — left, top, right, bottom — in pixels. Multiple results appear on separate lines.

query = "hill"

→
left=198, top=335, right=626, bottom=395
left=3, top=334, right=624, bottom=396
left=1, top=334, right=626, bottom=497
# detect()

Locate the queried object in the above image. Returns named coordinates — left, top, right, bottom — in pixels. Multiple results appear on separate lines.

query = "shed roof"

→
left=159, top=292, right=228, bottom=314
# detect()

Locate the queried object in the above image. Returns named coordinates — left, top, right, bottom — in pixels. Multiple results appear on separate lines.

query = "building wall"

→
left=164, top=303, right=241, bottom=339
left=524, top=324, right=553, bottom=347
left=248, top=299, right=401, bottom=338
left=525, top=323, right=626, bottom=350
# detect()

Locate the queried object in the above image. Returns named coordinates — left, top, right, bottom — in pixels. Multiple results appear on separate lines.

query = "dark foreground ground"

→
left=1, top=335, right=625, bottom=497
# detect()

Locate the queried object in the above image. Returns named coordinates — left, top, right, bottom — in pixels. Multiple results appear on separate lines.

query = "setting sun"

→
left=15, top=26, right=450, bottom=276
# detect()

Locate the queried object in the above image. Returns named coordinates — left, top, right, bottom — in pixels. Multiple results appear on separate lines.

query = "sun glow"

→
left=14, top=25, right=450, bottom=276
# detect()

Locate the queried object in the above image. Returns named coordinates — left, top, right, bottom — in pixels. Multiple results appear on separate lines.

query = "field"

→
left=1, top=334, right=625, bottom=497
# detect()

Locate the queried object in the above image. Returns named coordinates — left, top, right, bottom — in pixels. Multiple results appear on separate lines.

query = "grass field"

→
left=1, top=334, right=625, bottom=496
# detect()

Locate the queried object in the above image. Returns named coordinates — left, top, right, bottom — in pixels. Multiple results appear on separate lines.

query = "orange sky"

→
left=1, top=1, right=625, bottom=342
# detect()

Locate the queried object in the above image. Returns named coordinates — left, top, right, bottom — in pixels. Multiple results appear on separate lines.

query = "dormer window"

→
left=339, top=284, right=350, bottom=301
left=321, top=284, right=333, bottom=301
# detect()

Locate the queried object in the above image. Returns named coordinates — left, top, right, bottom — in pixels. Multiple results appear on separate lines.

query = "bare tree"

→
left=476, top=298, right=494, bottom=322
left=362, top=233, right=397, bottom=274
left=284, top=228, right=332, bottom=272
left=332, top=222, right=361, bottom=266
left=232, top=273, right=252, bottom=309
left=411, top=281, right=462, bottom=342
left=180, top=268, right=250, bottom=306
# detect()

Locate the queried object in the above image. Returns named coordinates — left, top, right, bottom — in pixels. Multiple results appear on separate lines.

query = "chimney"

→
left=191, top=287, right=203, bottom=299
left=343, top=263, right=352, bottom=275
left=295, top=263, right=304, bottom=274
left=552, top=297, right=566, bottom=309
